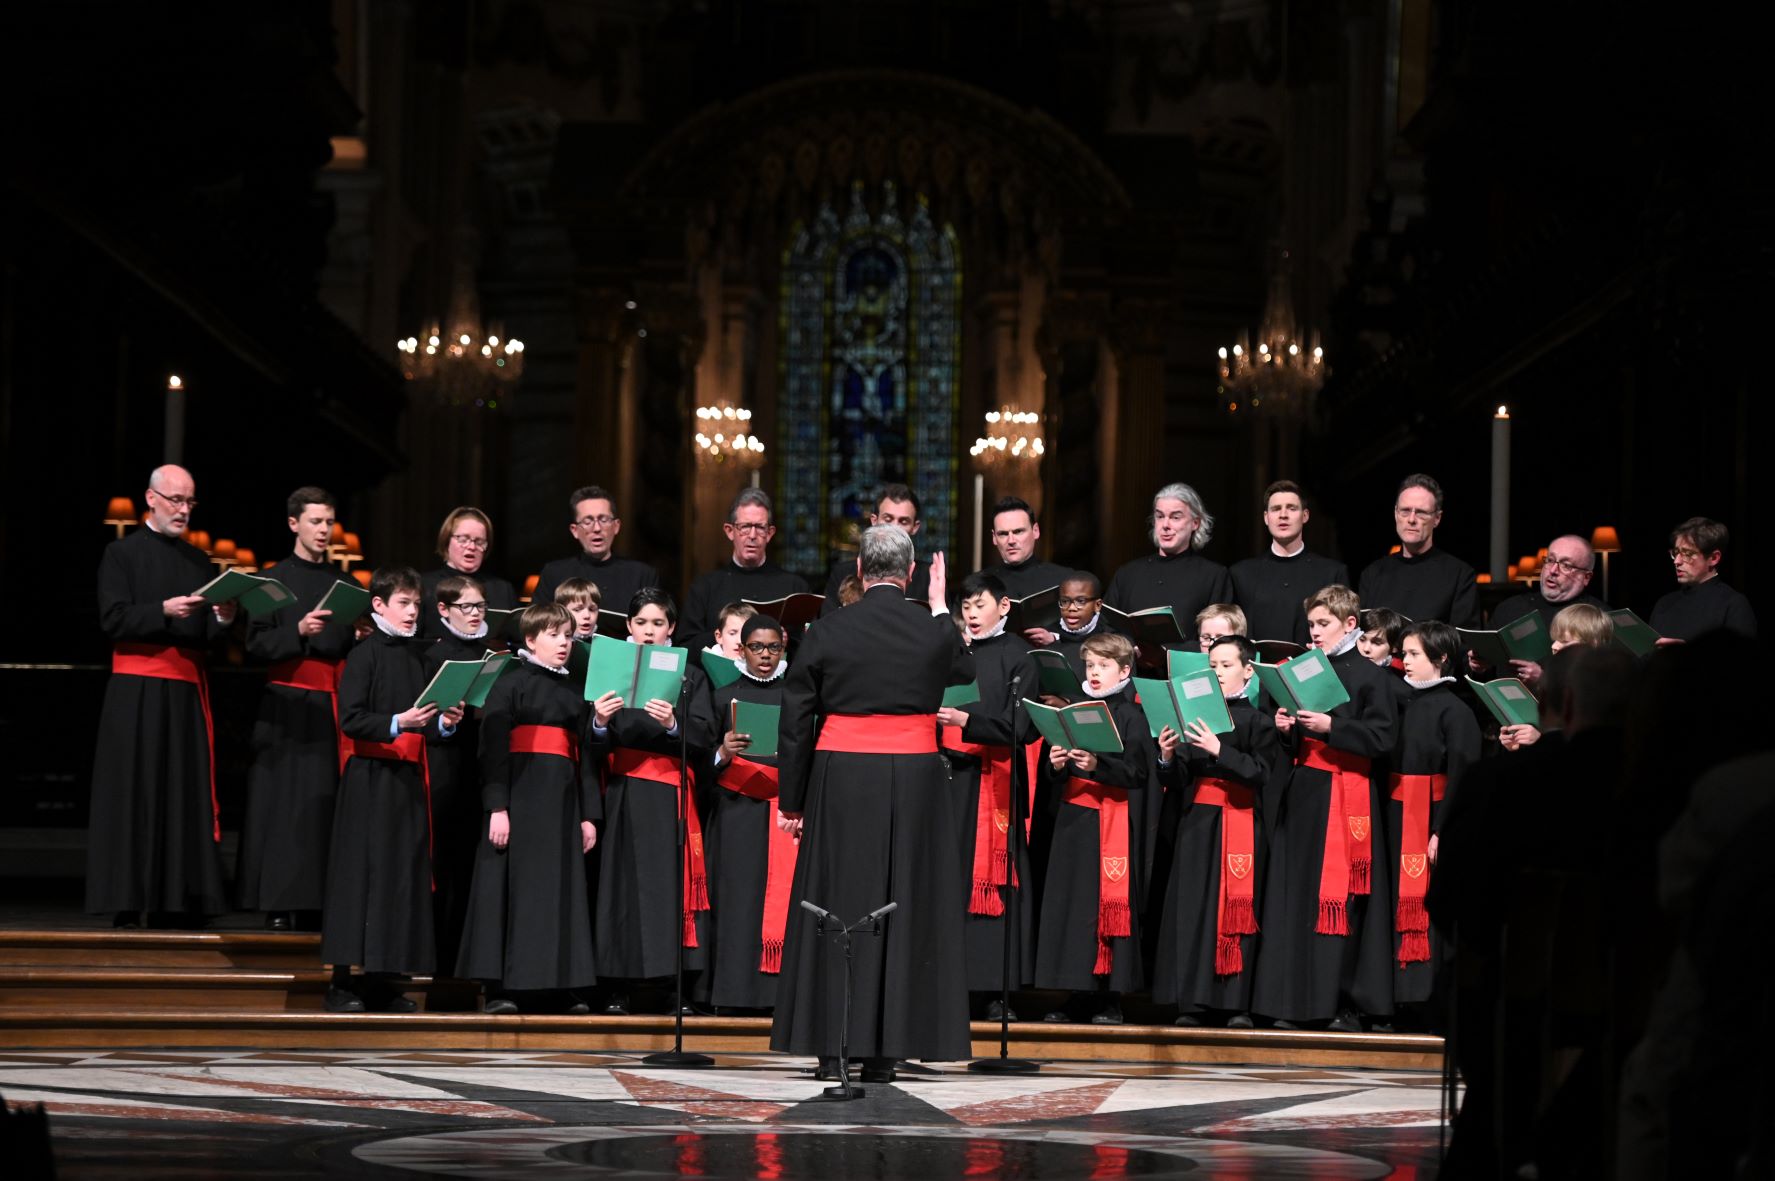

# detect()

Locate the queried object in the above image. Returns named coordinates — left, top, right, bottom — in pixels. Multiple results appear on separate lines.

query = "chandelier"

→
left=396, top=266, right=524, bottom=409
left=1217, top=248, right=1325, bottom=416
left=693, top=404, right=766, bottom=467
left=970, top=406, right=1045, bottom=464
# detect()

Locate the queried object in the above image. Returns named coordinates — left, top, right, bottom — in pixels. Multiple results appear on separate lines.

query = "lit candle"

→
left=165, top=375, right=186, bottom=465
left=1490, top=405, right=1511, bottom=580
left=973, top=472, right=985, bottom=571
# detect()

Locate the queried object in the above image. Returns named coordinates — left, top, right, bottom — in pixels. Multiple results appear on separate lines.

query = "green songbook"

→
left=1132, top=671, right=1235, bottom=739
left=1003, top=586, right=1062, bottom=635
left=1467, top=675, right=1540, bottom=728
left=582, top=635, right=689, bottom=705
left=1608, top=608, right=1662, bottom=657
left=193, top=568, right=298, bottom=619
left=1459, top=611, right=1553, bottom=668
left=941, top=680, right=982, bottom=708
left=413, top=652, right=509, bottom=711
left=461, top=652, right=515, bottom=709
left=485, top=607, right=527, bottom=644
left=314, top=580, right=373, bottom=629
left=1027, top=649, right=1085, bottom=699
left=1254, top=639, right=1306, bottom=664
left=1099, top=603, right=1186, bottom=668
left=728, top=699, right=781, bottom=758
left=1021, top=698, right=1125, bottom=754
left=1166, top=649, right=1211, bottom=677
left=1253, top=647, right=1351, bottom=715
left=700, top=649, right=745, bottom=689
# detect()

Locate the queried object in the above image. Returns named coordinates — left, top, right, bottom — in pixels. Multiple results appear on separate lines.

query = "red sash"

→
left=816, top=713, right=939, bottom=754
left=1390, top=772, right=1447, bottom=965
left=1063, top=774, right=1132, bottom=974
left=941, top=727, right=1040, bottom=915
left=1299, top=736, right=1373, bottom=935
left=510, top=724, right=579, bottom=761
left=609, top=748, right=707, bottom=948
left=343, top=731, right=433, bottom=882
left=112, top=643, right=219, bottom=843
left=718, top=754, right=798, bottom=973
left=267, top=656, right=345, bottom=773
left=1193, top=776, right=1260, bottom=976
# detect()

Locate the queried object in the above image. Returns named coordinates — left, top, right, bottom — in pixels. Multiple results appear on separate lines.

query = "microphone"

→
left=863, top=902, right=898, bottom=923
left=800, top=900, right=833, bottom=920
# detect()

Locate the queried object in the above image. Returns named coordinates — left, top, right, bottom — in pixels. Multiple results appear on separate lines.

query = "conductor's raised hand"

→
left=592, top=691, right=623, bottom=727
left=488, top=809, right=511, bottom=849
left=397, top=702, right=439, bottom=731
left=298, top=607, right=333, bottom=637
left=926, top=550, right=948, bottom=606
left=581, top=820, right=597, bottom=853
left=643, top=698, right=676, bottom=729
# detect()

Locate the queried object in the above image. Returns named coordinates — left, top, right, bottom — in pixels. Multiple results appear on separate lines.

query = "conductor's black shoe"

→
left=324, top=987, right=365, bottom=1013
left=860, top=1058, right=897, bottom=1084
left=482, top=997, right=519, bottom=1015
left=1226, top=1012, right=1255, bottom=1029
left=1327, top=1009, right=1361, bottom=1033
left=813, top=1057, right=840, bottom=1081
left=985, top=999, right=1018, bottom=1022
left=1089, top=1002, right=1124, bottom=1026
left=603, top=994, right=630, bottom=1016
left=266, top=912, right=291, bottom=932
left=1173, top=1012, right=1203, bottom=1027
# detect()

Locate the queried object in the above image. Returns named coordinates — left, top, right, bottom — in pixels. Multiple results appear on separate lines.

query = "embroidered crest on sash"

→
left=1402, top=853, right=1427, bottom=879
left=1347, top=815, right=1370, bottom=842
left=1102, top=855, right=1128, bottom=882
left=994, top=808, right=1009, bottom=834
left=1226, top=852, right=1253, bottom=880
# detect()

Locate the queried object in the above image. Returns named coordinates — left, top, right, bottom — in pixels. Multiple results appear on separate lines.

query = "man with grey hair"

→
left=1474, top=533, right=1609, bottom=682
left=87, top=464, right=235, bottom=926
left=681, top=486, right=809, bottom=643
left=772, top=524, right=975, bottom=1082
left=1103, top=481, right=1234, bottom=643
left=1357, top=473, right=1479, bottom=626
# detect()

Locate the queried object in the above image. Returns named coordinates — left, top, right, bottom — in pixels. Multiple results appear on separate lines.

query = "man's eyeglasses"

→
left=449, top=534, right=489, bottom=550
left=1394, top=506, right=1438, bottom=520
left=151, top=491, right=198, bottom=510
left=730, top=522, right=773, bottom=536
left=1670, top=547, right=1706, bottom=561
left=576, top=515, right=617, bottom=528
left=450, top=601, right=488, bottom=614
left=1058, top=596, right=1099, bottom=607
left=744, top=641, right=785, bottom=654
left=1544, top=556, right=1592, bottom=575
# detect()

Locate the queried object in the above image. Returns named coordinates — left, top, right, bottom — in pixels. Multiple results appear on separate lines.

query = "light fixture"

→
left=1217, top=247, right=1325, bottom=416
left=103, top=496, right=137, bottom=539
left=396, top=262, right=524, bottom=408
left=1590, top=526, right=1621, bottom=601
left=693, top=404, right=766, bottom=468
left=970, top=406, right=1045, bottom=465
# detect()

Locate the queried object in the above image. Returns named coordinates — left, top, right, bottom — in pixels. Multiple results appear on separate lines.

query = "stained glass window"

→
left=778, top=182, right=960, bottom=575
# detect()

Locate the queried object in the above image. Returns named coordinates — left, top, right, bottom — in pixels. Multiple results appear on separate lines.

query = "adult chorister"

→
left=1103, top=483, right=1234, bottom=644
left=681, top=487, right=810, bottom=643
left=1356, top=474, right=1479, bottom=627
left=532, top=485, right=662, bottom=611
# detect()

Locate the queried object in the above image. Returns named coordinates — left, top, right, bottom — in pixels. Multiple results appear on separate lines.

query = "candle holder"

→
left=1590, top=526, right=1621, bottom=602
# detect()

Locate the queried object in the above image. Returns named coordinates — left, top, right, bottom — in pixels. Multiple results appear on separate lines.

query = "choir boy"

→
left=1357, top=608, right=1408, bottom=670
left=1194, top=603, right=1247, bottom=652
left=1047, top=571, right=1113, bottom=681
left=589, top=588, right=717, bottom=1013
left=1151, top=635, right=1280, bottom=1027
left=456, top=602, right=598, bottom=1014
left=322, top=567, right=464, bottom=1012
left=1033, top=632, right=1159, bottom=1025
left=703, top=614, right=793, bottom=1012
left=425, top=574, right=492, bottom=968
left=707, top=601, right=757, bottom=661
left=554, top=577, right=603, bottom=640
left=1250, top=584, right=1399, bottom=1032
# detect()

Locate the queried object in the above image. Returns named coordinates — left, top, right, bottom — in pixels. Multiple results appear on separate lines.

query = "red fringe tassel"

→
left=1316, top=897, right=1348, bottom=936
left=1215, top=934, right=1243, bottom=977
left=1349, top=857, right=1371, bottom=896
left=759, top=938, right=783, bottom=975
left=1398, top=931, right=1431, bottom=965
left=1093, top=937, right=1113, bottom=975
left=1100, top=898, right=1132, bottom=939
left=970, top=878, right=1005, bottom=916
left=1223, top=894, right=1258, bottom=937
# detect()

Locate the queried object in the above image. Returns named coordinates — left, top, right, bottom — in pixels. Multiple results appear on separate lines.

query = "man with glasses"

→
left=1648, top=517, right=1757, bottom=640
left=421, top=507, right=515, bottom=640
left=533, top=485, right=661, bottom=611
left=682, top=488, right=810, bottom=644
left=1103, top=483, right=1234, bottom=644
left=1357, top=473, right=1480, bottom=627
left=88, top=465, right=234, bottom=927
left=1231, top=480, right=1351, bottom=646
left=820, top=483, right=933, bottom=612
left=1473, top=534, right=1610, bottom=682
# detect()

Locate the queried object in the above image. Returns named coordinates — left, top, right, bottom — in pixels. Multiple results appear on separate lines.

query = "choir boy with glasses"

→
left=424, top=573, right=494, bottom=967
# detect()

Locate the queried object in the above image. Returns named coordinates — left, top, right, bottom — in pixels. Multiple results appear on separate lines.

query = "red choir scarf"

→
left=1390, top=772, right=1446, bottom=965
left=1192, top=776, right=1259, bottom=976
left=717, top=754, right=798, bottom=973
left=941, top=726, right=1040, bottom=915
left=1298, top=736, right=1373, bottom=935
left=1063, top=774, right=1132, bottom=974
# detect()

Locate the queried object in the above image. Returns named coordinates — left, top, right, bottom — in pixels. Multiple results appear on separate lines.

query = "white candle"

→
left=1490, top=405, right=1510, bottom=580
left=165, top=375, right=186, bottom=465
left=973, top=472, right=984, bottom=571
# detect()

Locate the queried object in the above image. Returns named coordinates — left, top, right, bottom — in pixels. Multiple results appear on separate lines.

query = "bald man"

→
left=87, top=465, right=234, bottom=925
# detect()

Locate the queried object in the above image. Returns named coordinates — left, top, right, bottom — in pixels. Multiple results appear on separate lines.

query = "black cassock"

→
left=681, top=561, right=810, bottom=647
left=456, top=658, right=599, bottom=990
left=591, top=664, right=717, bottom=981
left=821, top=554, right=931, bottom=613
left=1229, top=549, right=1351, bottom=646
left=236, top=555, right=354, bottom=913
left=1489, top=589, right=1608, bottom=628
left=770, top=584, right=975, bottom=1061
left=1104, top=551, right=1235, bottom=643
left=87, top=526, right=229, bottom=917
left=1649, top=577, right=1758, bottom=641
left=1031, top=685, right=1160, bottom=994
left=701, top=670, right=789, bottom=1009
left=975, top=556, right=1073, bottom=602
left=533, top=553, right=662, bottom=616
left=419, top=566, right=516, bottom=641
left=1044, top=614, right=1122, bottom=681
left=1250, top=647, right=1400, bottom=1022
left=1386, top=681, right=1479, bottom=1003
left=941, top=629, right=1041, bottom=992
left=1356, top=548, right=1480, bottom=627
left=1151, top=696, right=1280, bottom=1014
left=320, top=627, right=441, bottom=976
left=424, top=627, right=495, bottom=970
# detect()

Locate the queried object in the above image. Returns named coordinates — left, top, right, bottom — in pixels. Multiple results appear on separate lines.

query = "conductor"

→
left=770, top=525, right=973, bottom=1082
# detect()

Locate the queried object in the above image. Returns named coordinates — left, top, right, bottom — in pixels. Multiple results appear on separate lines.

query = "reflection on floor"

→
left=0, top=1049, right=1451, bottom=1178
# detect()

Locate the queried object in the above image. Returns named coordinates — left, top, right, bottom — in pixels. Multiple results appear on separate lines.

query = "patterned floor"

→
left=0, top=1050, right=1453, bottom=1177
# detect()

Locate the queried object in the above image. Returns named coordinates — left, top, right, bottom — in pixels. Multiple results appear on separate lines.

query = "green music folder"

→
left=700, top=649, right=745, bottom=689
left=1133, top=671, right=1235, bottom=739
left=1254, top=647, right=1351, bottom=714
left=314, top=580, right=373, bottom=628
left=413, top=655, right=496, bottom=711
left=1166, top=650, right=1211, bottom=677
left=193, top=568, right=298, bottom=619
left=729, top=699, right=781, bottom=758
left=1027, top=649, right=1085, bottom=698
left=1459, top=611, right=1552, bottom=667
left=582, top=635, right=689, bottom=704
left=461, top=652, right=514, bottom=709
left=941, top=680, right=982, bottom=708
left=1022, top=698, right=1125, bottom=754
left=485, top=607, right=527, bottom=644
left=1608, top=608, right=1662, bottom=657
left=1467, top=675, right=1540, bottom=728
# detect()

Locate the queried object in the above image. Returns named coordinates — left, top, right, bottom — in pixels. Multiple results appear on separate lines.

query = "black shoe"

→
left=1270, top=1018, right=1301, bottom=1030
left=860, top=1058, right=897, bottom=1084
left=813, top=1057, right=840, bottom=1081
left=985, top=999, right=1018, bottom=1022
left=1327, top=1009, right=1361, bottom=1033
left=482, top=997, right=519, bottom=1015
left=603, top=993, right=630, bottom=1016
left=1173, top=1012, right=1204, bottom=1027
left=1090, top=1002, right=1124, bottom=1026
left=565, top=1000, right=590, bottom=1016
left=1226, top=1012, right=1255, bottom=1029
left=1368, top=1019, right=1395, bottom=1034
left=111, top=911, right=141, bottom=929
left=266, top=912, right=291, bottom=932
left=1041, top=1009, right=1071, bottom=1023
left=325, top=987, right=365, bottom=1013
left=373, top=993, right=418, bottom=1014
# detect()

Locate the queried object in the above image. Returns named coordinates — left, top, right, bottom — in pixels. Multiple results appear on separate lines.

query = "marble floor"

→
left=0, top=1049, right=1452, bottom=1178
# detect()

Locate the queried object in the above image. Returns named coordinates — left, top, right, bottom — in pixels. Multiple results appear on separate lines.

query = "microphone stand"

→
left=642, top=675, right=712, bottom=1067
left=803, top=898, right=895, bottom=1101
left=970, top=673, right=1038, bottom=1074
